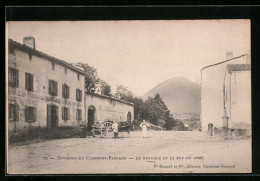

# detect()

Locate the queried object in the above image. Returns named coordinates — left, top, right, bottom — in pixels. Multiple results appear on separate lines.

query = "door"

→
left=87, top=105, right=95, bottom=130
left=88, top=109, right=94, bottom=129
left=47, top=104, right=59, bottom=128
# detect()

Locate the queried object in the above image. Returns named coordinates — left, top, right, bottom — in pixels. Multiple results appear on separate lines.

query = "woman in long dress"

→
left=140, top=120, right=149, bottom=138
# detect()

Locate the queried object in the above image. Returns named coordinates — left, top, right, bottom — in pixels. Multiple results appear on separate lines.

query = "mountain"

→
left=142, top=77, right=201, bottom=114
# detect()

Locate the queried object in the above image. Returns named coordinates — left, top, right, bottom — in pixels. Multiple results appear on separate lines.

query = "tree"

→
left=144, top=94, right=169, bottom=125
left=76, top=62, right=100, bottom=93
left=114, top=85, right=134, bottom=100
left=129, top=96, right=147, bottom=120
left=164, top=111, right=177, bottom=130
left=100, top=80, right=112, bottom=96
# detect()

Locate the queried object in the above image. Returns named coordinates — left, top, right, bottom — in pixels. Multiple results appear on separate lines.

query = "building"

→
left=223, top=64, right=251, bottom=136
left=85, top=92, right=134, bottom=129
left=7, top=37, right=134, bottom=139
left=201, top=52, right=251, bottom=136
left=8, top=38, right=86, bottom=138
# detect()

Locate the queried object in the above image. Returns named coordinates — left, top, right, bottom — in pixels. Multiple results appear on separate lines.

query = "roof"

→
left=85, top=92, right=134, bottom=106
left=8, top=39, right=86, bottom=75
left=226, top=64, right=251, bottom=73
left=201, top=54, right=247, bottom=72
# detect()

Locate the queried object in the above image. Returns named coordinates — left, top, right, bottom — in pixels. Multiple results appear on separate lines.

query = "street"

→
left=7, top=130, right=251, bottom=174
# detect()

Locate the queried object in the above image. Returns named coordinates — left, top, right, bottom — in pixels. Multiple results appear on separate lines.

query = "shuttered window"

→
left=62, top=84, right=70, bottom=99
left=49, top=80, right=58, bottom=96
left=76, top=109, right=82, bottom=120
left=8, top=67, right=19, bottom=87
left=9, top=104, right=19, bottom=122
left=25, top=107, right=37, bottom=123
left=76, top=89, right=82, bottom=102
left=62, top=107, right=70, bottom=121
left=25, top=73, right=34, bottom=91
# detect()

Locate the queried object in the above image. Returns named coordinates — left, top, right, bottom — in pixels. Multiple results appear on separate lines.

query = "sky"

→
left=7, top=20, right=250, bottom=97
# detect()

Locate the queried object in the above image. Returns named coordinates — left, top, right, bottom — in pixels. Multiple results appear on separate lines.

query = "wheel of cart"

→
left=91, top=120, right=113, bottom=138
left=102, top=120, right=114, bottom=138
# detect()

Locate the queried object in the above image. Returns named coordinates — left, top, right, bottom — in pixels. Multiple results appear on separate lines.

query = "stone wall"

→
left=85, top=93, right=134, bottom=125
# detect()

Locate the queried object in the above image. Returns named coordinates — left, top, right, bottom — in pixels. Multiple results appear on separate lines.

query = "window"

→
left=77, top=73, right=80, bottom=80
left=25, top=107, right=37, bottom=123
left=9, top=104, right=19, bottom=121
left=25, top=73, right=34, bottom=91
left=65, top=68, right=67, bottom=75
left=76, top=109, right=82, bottom=121
left=76, top=89, right=82, bottom=102
left=49, top=80, right=58, bottom=96
left=8, top=67, right=19, bottom=87
left=62, top=84, right=70, bottom=99
left=62, top=107, right=70, bottom=121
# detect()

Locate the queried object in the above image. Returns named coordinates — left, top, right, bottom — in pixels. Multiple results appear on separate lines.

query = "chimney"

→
left=23, top=37, right=35, bottom=49
left=225, top=52, right=233, bottom=60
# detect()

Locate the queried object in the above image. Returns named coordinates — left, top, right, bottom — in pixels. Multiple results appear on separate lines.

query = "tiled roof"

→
left=85, top=92, right=134, bottom=106
left=226, top=64, right=251, bottom=73
left=8, top=39, right=86, bottom=75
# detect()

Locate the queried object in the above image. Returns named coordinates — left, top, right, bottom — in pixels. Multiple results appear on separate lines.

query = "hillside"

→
left=142, top=77, right=201, bottom=114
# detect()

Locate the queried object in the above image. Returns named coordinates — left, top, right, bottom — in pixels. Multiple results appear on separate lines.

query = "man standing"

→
left=112, top=122, right=119, bottom=139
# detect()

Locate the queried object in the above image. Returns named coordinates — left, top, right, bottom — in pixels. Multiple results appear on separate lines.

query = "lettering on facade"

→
left=18, top=91, right=25, bottom=97
left=9, top=87, right=80, bottom=106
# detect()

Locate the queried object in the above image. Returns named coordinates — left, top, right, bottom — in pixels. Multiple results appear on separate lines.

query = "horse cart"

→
left=91, top=120, right=131, bottom=138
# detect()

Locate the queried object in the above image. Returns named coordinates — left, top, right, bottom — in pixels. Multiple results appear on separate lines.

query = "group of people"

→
left=111, top=120, right=150, bottom=139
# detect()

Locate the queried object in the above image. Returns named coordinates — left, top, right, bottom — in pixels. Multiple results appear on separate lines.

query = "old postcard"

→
left=6, top=20, right=251, bottom=174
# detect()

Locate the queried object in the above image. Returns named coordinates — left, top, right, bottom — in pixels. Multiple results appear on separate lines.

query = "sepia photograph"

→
left=6, top=20, right=251, bottom=174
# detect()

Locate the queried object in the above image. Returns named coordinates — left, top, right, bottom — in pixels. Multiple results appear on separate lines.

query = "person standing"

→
left=140, top=120, right=150, bottom=138
left=208, top=122, right=213, bottom=136
left=112, top=122, right=119, bottom=139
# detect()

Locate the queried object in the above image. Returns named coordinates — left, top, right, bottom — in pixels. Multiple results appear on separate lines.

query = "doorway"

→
left=87, top=105, right=95, bottom=130
left=47, top=104, right=59, bottom=128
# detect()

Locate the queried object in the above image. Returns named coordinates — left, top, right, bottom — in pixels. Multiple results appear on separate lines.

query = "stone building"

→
left=8, top=37, right=86, bottom=138
left=85, top=92, right=134, bottom=129
left=7, top=37, right=134, bottom=139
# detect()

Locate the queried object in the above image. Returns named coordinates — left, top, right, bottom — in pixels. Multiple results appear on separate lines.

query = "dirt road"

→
left=7, top=130, right=251, bottom=174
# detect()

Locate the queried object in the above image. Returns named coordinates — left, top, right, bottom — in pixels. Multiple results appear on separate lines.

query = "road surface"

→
left=7, top=130, right=251, bottom=174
